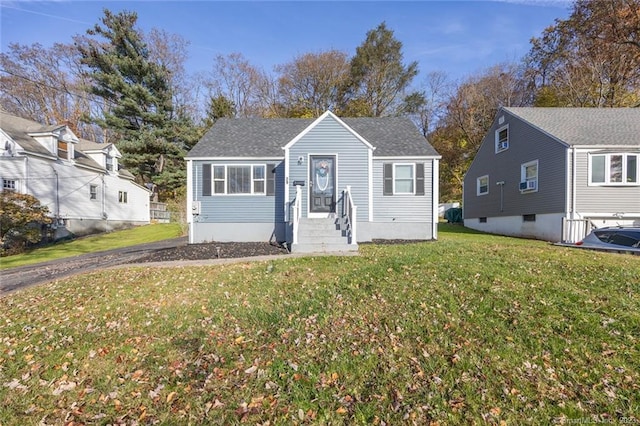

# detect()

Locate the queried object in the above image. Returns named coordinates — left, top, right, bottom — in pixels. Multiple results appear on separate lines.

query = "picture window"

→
left=207, top=164, right=267, bottom=195
left=590, top=153, right=639, bottom=185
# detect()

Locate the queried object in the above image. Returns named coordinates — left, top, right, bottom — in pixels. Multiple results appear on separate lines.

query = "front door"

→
left=309, top=155, right=336, bottom=215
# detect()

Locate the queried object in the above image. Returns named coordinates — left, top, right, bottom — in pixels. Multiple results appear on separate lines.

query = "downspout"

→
left=571, top=146, right=577, bottom=219
left=432, top=158, right=439, bottom=240
left=51, top=166, right=60, bottom=219
left=23, top=156, right=29, bottom=194
left=186, top=159, right=194, bottom=244
left=101, top=174, right=106, bottom=221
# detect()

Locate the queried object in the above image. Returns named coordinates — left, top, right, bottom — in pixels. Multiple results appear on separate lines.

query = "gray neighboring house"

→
left=463, top=107, right=640, bottom=243
left=186, top=110, right=441, bottom=252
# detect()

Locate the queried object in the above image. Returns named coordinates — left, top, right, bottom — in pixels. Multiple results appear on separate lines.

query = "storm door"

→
left=309, top=155, right=336, bottom=214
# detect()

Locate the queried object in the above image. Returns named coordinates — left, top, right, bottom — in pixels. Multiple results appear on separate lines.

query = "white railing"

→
left=562, top=218, right=596, bottom=243
left=292, top=185, right=302, bottom=245
left=342, top=185, right=357, bottom=244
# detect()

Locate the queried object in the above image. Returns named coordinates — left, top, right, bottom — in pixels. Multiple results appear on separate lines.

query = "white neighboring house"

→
left=1, top=110, right=150, bottom=239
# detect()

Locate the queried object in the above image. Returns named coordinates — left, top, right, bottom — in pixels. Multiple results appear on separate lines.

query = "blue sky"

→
left=1, top=1, right=572, bottom=83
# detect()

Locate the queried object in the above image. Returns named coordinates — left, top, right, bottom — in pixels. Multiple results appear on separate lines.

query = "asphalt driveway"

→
left=0, top=237, right=188, bottom=296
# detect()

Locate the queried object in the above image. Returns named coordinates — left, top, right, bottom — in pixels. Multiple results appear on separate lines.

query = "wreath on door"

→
left=315, top=160, right=330, bottom=192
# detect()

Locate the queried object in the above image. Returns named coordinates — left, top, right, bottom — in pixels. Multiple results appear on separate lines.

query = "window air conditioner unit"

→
left=520, top=180, right=537, bottom=191
left=499, top=141, right=509, bottom=150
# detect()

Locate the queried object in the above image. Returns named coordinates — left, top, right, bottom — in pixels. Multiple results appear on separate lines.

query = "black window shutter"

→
left=266, top=164, right=276, bottom=196
left=383, top=163, right=393, bottom=196
left=202, top=164, right=211, bottom=196
left=416, top=163, right=425, bottom=196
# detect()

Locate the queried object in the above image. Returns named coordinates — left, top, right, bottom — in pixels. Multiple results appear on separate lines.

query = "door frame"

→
left=308, top=153, right=338, bottom=218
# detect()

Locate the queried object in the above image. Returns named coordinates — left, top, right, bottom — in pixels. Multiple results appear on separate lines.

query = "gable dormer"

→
left=78, top=140, right=122, bottom=174
left=29, top=125, right=79, bottom=161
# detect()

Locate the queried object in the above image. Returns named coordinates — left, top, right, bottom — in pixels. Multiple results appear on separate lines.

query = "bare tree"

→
left=431, top=63, right=533, bottom=202
left=0, top=43, right=96, bottom=136
left=147, top=29, right=198, bottom=119
left=275, top=50, right=350, bottom=117
left=404, top=71, right=452, bottom=136
left=526, top=0, right=640, bottom=107
left=206, top=53, right=271, bottom=117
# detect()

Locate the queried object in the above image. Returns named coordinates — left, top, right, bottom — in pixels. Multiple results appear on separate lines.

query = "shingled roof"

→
left=187, top=114, right=439, bottom=158
left=503, top=107, right=640, bottom=147
left=1, top=110, right=105, bottom=171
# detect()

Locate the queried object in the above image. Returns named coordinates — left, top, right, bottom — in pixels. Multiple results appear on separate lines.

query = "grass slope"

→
left=1, top=225, right=638, bottom=424
left=0, top=223, right=183, bottom=270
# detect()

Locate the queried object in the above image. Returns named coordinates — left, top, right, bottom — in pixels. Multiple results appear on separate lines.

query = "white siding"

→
left=0, top=155, right=149, bottom=234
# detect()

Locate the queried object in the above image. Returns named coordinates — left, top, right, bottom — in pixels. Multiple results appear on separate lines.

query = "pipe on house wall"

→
left=23, top=156, right=28, bottom=194
left=571, top=146, right=577, bottom=219
left=51, top=166, right=59, bottom=218
left=101, top=174, right=107, bottom=220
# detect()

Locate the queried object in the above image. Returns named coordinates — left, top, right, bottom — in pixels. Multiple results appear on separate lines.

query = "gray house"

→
left=463, top=107, right=640, bottom=242
left=186, top=111, right=441, bottom=252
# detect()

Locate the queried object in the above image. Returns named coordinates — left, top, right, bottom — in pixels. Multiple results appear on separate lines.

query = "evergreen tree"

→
left=203, top=95, right=236, bottom=129
left=77, top=9, right=189, bottom=194
left=340, top=22, right=418, bottom=117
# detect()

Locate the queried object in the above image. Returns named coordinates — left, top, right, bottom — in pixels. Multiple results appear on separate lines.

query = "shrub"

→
left=0, top=192, right=52, bottom=256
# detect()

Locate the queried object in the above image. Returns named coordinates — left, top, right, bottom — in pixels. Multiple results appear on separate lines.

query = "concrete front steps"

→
left=291, top=217, right=358, bottom=254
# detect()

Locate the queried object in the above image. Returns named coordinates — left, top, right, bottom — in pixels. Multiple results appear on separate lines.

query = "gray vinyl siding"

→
left=464, top=112, right=567, bottom=219
left=192, top=159, right=284, bottom=223
left=372, top=159, right=433, bottom=221
left=287, top=115, right=370, bottom=221
left=574, top=151, right=640, bottom=212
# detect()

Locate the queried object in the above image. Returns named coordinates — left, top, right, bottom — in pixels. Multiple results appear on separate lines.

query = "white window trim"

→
left=477, top=175, right=489, bottom=196
left=393, top=163, right=415, bottom=195
left=520, top=160, right=539, bottom=193
left=212, top=164, right=267, bottom=196
left=2, top=178, right=18, bottom=192
left=89, top=184, right=98, bottom=200
left=106, top=156, right=115, bottom=173
left=118, top=190, right=128, bottom=204
left=588, top=153, right=640, bottom=186
left=495, top=124, right=509, bottom=153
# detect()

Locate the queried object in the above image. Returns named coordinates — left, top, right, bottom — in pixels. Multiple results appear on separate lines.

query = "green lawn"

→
left=0, top=223, right=183, bottom=270
left=1, top=225, right=638, bottom=424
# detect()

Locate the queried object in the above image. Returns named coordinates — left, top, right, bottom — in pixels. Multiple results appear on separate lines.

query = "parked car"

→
left=574, top=227, right=640, bottom=254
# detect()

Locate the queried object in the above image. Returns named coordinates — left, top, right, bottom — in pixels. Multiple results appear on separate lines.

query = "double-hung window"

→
left=477, top=175, right=489, bottom=196
left=383, top=163, right=425, bottom=196
left=204, top=164, right=270, bottom=195
left=57, top=140, right=69, bottom=160
left=590, top=153, right=639, bottom=185
left=394, top=164, right=415, bottom=194
left=90, top=184, right=98, bottom=200
left=495, top=125, right=509, bottom=153
left=520, top=160, right=538, bottom=192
